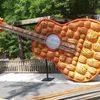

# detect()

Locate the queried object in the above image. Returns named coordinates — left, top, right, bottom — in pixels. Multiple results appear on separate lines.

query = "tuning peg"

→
left=0, top=17, right=3, bottom=20
left=0, top=18, right=3, bottom=22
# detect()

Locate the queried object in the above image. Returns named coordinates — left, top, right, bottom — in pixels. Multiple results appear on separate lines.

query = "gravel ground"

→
left=0, top=73, right=99, bottom=100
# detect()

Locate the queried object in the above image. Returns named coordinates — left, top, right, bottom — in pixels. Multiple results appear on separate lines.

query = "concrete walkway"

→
left=0, top=73, right=100, bottom=100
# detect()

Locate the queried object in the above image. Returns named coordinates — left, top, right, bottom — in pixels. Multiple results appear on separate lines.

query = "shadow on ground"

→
left=4, top=81, right=55, bottom=99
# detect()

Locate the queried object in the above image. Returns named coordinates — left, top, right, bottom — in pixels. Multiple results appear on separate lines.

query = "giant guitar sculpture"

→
left=0, top=18, right=100, bottom=82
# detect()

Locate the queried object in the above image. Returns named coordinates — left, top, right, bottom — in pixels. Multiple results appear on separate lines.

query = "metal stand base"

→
left=42, top=78, right=54, bottom=81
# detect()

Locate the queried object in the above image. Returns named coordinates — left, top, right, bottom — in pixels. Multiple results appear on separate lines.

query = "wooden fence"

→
left=0, top=59, right=58, bottom=73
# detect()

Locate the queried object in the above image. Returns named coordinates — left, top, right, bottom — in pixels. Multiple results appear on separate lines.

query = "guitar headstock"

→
left=32, top=18, right=100, bottom=82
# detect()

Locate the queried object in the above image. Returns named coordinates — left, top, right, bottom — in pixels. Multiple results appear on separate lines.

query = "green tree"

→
left=0, top=0, right=99, bottom=59
left=1, top=0, right=32, bottom=59
left=0, top=32, right=19, bottom=58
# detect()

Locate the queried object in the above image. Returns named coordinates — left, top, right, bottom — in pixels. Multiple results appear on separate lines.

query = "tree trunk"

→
left=18, top=35, right=25, bottom=59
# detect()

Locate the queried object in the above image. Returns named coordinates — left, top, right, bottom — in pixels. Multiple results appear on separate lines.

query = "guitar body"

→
left=32, top=18, right=100, bottom=82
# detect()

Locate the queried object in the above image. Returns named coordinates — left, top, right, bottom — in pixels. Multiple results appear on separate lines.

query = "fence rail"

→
left=0, top=59, right=58, bottom=73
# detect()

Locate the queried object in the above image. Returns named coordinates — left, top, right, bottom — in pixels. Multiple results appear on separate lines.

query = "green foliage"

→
left=0, top=32, right=19, bottom=58
left=29, top=0, right=100, bottom=18
left=96, top=0, right=100, bottom=14
left=68, top=0, right=99, bottom=18
left=0, top=0, right=99, bottom=59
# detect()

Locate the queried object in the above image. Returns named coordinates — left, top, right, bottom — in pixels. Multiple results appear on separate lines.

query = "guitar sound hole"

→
left=46, top=34, right=61, bottom=50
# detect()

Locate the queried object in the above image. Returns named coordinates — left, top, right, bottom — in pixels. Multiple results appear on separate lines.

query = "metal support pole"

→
left=45, top=59, right=49, bottom=79
left=42, top=59, right=54, bottom=81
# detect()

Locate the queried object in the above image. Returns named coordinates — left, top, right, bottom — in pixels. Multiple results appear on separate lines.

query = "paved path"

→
left=0, top=73, right=100, bottom=100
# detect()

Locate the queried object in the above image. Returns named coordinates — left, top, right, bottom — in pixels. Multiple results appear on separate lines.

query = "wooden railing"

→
left=0, top=59, right=58, bottom=73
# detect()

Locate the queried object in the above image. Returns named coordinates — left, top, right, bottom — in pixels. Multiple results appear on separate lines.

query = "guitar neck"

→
left=0, top=22, right=76, bottom=55
left=0, top=22, right=46, bottom=44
